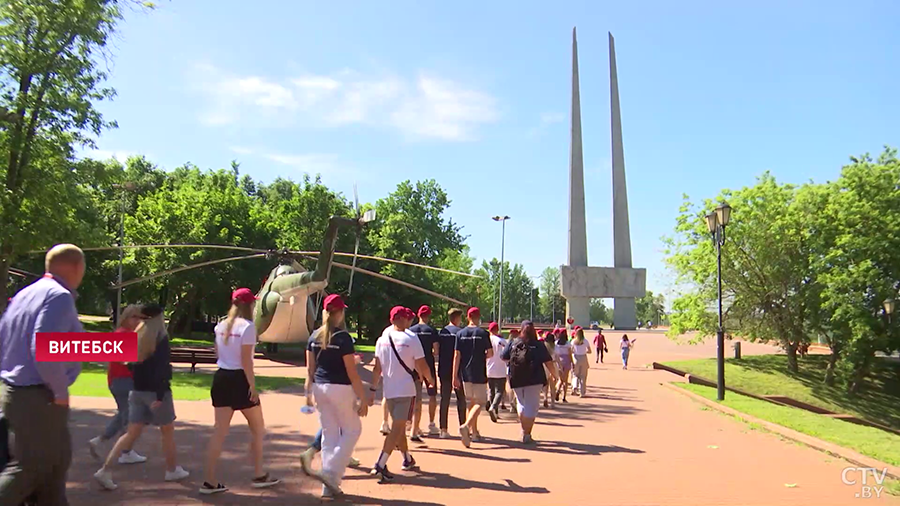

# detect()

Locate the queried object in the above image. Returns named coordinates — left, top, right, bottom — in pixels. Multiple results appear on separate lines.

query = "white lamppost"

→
left=492, top=215, right=510, bottom=325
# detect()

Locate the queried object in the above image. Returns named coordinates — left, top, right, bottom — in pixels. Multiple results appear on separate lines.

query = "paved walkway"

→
left=59, top=332, right=899, bottom=505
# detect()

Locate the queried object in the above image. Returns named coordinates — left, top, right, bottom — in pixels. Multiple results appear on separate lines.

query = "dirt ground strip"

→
left=57, top=331, right=899, bottom=505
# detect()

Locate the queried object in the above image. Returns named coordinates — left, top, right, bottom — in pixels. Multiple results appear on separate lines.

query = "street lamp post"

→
left=885, top=298, right=896, bottom=324
left=492, top=215, right=510, bottom=324
left=112, top=181, right=137, bottom=327
left=705, top=202, right=732, bottom=401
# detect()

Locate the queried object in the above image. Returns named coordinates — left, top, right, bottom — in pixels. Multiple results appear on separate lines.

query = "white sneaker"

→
left=118, top=450, right=147, bottom=465
left=165, top=466, right=190, bottom=482
left=88, top=436, right=103, bottom=461
left=428, top=423, right=439, bottom=436
left=440, top=430, right=450, bottom=439
left=94, top=468, right=117, bottom=491
left=380, top=422, right=390, bottom=435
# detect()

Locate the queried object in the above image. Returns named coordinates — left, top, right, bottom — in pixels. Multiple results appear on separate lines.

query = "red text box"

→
left=35, top=332, right=138, bottom=362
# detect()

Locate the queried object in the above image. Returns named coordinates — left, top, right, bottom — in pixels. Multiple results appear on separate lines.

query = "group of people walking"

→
left=0, top=242, right=634, bottom=503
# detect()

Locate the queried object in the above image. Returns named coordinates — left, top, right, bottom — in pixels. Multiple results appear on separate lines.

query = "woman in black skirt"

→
left=200, top=288, right=281, bottom=494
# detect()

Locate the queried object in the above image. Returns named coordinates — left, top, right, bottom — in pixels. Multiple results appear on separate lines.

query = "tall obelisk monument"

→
left=609, top=32, right=638, bottom=329
left=560, top=29, right=645, bottom=331
left=565, top=27, right=591, bottom=328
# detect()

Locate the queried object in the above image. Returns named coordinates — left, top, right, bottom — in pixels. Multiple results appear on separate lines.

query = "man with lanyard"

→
left=0, top=244, right=85, bottom=505
left=436, top=308, right=467, bottom=439
left=407, top=305, right=439, bottom=440
left=452, top=307, right=493, bottom=448
left=370, top=307, right=434, bottom=483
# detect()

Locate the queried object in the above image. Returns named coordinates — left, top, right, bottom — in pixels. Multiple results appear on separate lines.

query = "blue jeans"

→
left=311, top=427, right=323, bottom=451
left=102, top=377, right=134, bottom=441
left=621, top=348, right=630, bottom=366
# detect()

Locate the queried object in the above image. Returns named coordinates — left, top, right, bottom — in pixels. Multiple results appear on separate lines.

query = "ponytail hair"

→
left=224, top=301, right=254, bottom=343
left=573, top=329, right=585, bottom=345
left=136, top=314, right=166, bottom=361
left=317, top=308, right=344, bottom=348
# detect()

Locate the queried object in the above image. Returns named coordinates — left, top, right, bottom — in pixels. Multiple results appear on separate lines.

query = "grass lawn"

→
left=676, top=382, right=900, bottom=468
left=71, top=363, right=303, bottom=401
left=663, top=355, right=900, bottom=430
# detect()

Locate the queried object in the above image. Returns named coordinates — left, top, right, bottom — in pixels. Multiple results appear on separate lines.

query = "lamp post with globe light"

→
left=705, top=202, right=732, bottom=401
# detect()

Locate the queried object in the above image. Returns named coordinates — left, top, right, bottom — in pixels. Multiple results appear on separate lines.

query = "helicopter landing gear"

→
left=265, top=343, right=279, bottom=354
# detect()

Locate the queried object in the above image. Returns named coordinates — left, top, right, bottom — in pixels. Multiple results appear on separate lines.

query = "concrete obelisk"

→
left=565, top=27, right=591, bottom=328
left=609, top=32, right=638, bottom=330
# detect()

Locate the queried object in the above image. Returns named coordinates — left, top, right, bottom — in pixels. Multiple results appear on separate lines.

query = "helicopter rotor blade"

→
left=294, top=251, right=480, bottom=278
left=35, top=244, right=269, bottom=254
left=323, top=258, right=468, bottom=307
left=109, top=253, right=268, bottom=290
left=8, top=267, right=40, bottom=279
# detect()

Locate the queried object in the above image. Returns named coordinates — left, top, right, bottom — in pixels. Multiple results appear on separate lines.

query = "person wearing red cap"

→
left=302, top=294, right=368, bottom=498
left=452, top=307, right=493, bottom=447
left=541, top=329, right=558, bottom=409
left=199, top=288, right=280, bottom=495
left=435, top=308, right=467, bottom=439
left=570, top=326, right=592, bottom=397
left=371, top=306, right=435, bottom=482
left=485, top=322, right=508, bottom=422
left=408, top=305, right=440, bottom=440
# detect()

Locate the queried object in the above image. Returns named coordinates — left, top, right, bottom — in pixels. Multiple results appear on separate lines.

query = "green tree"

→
left=590, top=298, right=611, bottom=326
left=663, top=173, right=820, bottom=372
left=539, top=266, right=564, bottom=324
left=636, top=291, right=666, bottom=326
left=0, top=0, right=149, bottom=308
left=807, top=148, right=900, bottom=391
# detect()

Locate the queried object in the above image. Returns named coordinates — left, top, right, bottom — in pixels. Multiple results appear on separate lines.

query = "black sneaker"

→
left=410, top=434, right=424, bottom=443
left=370, top=464, right=395, bottom=484
left=251, top=472, right=281, bottom=489
left=488, top=409, right=498, bottom=423
left=401, top=456, right=418, bottom=471
left=199, top=482, right=227, bottom=495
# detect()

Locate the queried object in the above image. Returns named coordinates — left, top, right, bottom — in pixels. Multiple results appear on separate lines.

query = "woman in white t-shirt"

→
left=201, top=288, right=280, bottom=495
left=620, top=334, right=636, bottom=370
left=570, top=327, right=592, bottom=397
left=485, top=322, right=508, bottom=422
left=554, top=330, right=573, bottom=403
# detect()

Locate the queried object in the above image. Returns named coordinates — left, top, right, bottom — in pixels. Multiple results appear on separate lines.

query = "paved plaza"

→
left=61, top=331, right=900, bottom=505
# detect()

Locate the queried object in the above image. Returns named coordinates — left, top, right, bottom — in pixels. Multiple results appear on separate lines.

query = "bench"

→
left=170, top=346, right=217, bottom=373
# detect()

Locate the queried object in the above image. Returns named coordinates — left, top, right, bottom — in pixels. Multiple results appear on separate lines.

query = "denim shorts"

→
left=129, top=390, right=176, bottom=426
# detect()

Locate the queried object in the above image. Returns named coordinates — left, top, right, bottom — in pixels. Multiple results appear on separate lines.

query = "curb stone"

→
left=661, top=380, right=900, bottom=480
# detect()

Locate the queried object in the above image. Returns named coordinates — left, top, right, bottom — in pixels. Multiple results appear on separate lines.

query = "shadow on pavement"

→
left=417, top=447, right=531, bottom=463
left=481, top=438, right=645, bottom=457
left=346, top=469, right=550, bottom=494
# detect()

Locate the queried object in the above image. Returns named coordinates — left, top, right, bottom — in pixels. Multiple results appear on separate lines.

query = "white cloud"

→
left=541, top=112, right=565, bottom=124
left=229, top=146, right=253, bottom=155
left=193, top=64, right=498, bottom=141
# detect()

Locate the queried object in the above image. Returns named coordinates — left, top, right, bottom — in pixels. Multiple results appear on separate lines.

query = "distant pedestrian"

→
left=408, top=305, right=440, bottom=440
left=94, top=304, right=190, bottom=490
left=88, top=304, right=148, bottom=465
left=485, top=322, right=508, bottom=422
left=436, top=309, right=467, bottom=439
left=200, top=288, right=281, bottom=495
left=541, top=330, right=558, bottom=408
left=0, top=244, right=85, bottom=505
left=504, top=328, right=520, bottom=413
left=621, top=334, right=636, bottom=369
left=570, top=327, right=591, bottom=397
left=555, top=330, right=572, bottom=403
left=370, top=307, right=435, bottom=483
left=593, top=330, right=608, bottom=364
left=452, top=308, right=493, bottom=447
left=301, top=294, right=368, bottom=498
left=502, top=321, right=557, bottom=444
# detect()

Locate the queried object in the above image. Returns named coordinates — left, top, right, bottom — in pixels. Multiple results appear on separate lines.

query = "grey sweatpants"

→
left=0, top=383, right=72, bottom=506
left=488, top=377, right=507, bottom=412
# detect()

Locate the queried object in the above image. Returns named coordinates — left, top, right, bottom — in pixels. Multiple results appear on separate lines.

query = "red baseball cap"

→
left=417, top=305, right=432, bottom=317
left=390, top=306, right=408, bottom=321
left=467, top=307, right=480, bottom=318
left=323, top=293, right=347, bottom=311
left=404, top=307, right=416, bottom=319
left=509, top=328, right=520, bottom=336
left=488, top=322, right=499, bottom=333
left=231, top=287, right=257, bottom=304
left=572, top=325, right=583, bottom=332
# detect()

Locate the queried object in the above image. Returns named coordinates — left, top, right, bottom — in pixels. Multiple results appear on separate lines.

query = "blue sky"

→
left=82, top=0, right=900, bottom=302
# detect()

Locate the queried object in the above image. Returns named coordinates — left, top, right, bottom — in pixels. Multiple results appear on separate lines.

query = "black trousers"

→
left=0, top=385, right=71, bottom=506
left=0, top=416, right=8, bottom=471
left=438, top=376, right=467, bottom=431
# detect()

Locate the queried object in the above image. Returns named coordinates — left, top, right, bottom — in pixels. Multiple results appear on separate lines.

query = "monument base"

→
left=566, top=297, right=591, bottom=330
left=613, top=297, right=637, bottom=330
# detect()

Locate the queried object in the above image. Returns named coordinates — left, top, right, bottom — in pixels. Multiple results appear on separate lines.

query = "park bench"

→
left=169, top=346, right=217, bottom=373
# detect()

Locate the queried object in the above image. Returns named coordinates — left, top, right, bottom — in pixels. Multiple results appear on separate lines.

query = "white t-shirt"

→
left=214, top=318, right=257, bottom=370
left=375, top=327, right=425, bottom=399
left=486, top=334, right=508, bottom=379
left=556, top=342, right=572, bottom=358
left=572, top=342, right=590, bottom=356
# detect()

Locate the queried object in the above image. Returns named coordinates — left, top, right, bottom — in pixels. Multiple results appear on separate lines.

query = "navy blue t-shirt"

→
left=408, top=323, right=438, bottom=371
left=502, top=337, right=553, bottom=389
left=438, top=324, right=462, bottom=379
left=307, top=328, right=355, bottom=385
left=454, top=325, right=491, bottom=384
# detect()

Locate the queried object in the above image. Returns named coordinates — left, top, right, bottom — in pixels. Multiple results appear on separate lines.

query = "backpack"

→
left=508, top=338, right=534, bottom=387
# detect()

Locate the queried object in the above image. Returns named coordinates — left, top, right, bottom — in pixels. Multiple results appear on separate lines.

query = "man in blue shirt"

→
left=452, top=307, right=493, bottom=448
left=436, top=308, right=467, bottom=439
left=0, top=244, right=85, bottom=505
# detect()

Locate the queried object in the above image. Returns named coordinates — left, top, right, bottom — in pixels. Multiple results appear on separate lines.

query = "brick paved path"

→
left=57, top=331, right=898, bottom=505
